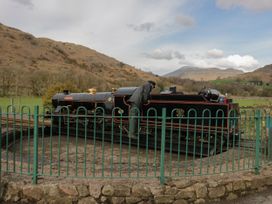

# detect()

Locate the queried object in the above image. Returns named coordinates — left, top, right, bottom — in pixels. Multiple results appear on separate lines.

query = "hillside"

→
left=0, top=23, right=164, bottom=96
left=238, top=64, right=272, bottom=83
left=164, top=66, right=244, bottom=81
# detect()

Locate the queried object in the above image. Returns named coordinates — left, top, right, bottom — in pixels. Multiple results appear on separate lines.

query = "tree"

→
left=42, top=83, right=80, bottom=106
left=28, top=70, right=51, bottom=96
left=0, top=67, right=15, bottom=96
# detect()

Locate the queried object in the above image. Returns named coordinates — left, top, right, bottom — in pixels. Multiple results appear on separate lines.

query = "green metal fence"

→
left=0, top=106, right=272, bottom=184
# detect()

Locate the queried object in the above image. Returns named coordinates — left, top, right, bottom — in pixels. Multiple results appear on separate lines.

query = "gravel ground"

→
left=1, top=134, right=260, bottom=179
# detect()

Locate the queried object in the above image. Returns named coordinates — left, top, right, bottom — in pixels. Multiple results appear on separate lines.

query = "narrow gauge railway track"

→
left=1, top=116, right=51, bottom=129
left=1, top=116, right=259, bottom=156
left=1, top=116, right=50, bottom=147
left=55, top=125, right=227, bottom=156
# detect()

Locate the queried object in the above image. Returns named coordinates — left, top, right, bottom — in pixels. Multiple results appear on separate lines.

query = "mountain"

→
left=0, top=23, right=162, bottom=96
left=238, top=64, right=272, bottom=83
left=164, top=66, right=244, bottom=81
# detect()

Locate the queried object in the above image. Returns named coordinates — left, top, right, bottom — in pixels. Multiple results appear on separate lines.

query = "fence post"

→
left=267, top=115, right=272, bottom=160
left=0, top=107, right=2, bottom=179
left=255, top=109, right=261, bottom=175
left=33, top=106, right=39, bottom=184
left=160, top=108, right=166, bottom=185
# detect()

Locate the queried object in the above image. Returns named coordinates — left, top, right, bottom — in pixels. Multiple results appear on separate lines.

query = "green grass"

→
left=1, top=96, right=272, bottom=113
left=211, top=78, right=236, bottom=85
left=233, top=97, right=272, bottom=107
left=0, top=96, right=43, bottom=113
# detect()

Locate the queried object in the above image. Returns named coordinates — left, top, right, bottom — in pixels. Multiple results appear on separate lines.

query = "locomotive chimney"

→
left=169, top=86, right=176, bottom=94
left=63, top=90, right=69, bottom=95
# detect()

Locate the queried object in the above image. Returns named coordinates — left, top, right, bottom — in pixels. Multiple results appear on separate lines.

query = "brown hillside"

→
left=238, top=64, right=272, bottom=83
left=165, top=66, right=243, bottom=81
left=0, top=23, right=167, bottom=96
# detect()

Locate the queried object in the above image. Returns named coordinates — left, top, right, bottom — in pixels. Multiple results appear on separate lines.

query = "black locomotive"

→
left=52, top=86, right=240, bottom=156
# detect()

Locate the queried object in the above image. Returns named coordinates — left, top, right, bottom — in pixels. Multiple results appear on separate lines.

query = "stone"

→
left=257, top=186, right=268, bottom=192
left=138, top=200, right=153, bottom=204
left=165, top=186, right=178, bottom=195
left=225, top=183, right=233, bottom=192
left=3, top=182, right=21, bottom=202
left=154, top=195, right=175, bottom=204
left=114, top=184, right=131, bottom=197
left=89, top=183, right=103, bottom=199
left=100, top=196, right=108, bottom=203
left=20, top=198, right=31, bottom=204
left=150, top=185, right=164, bottom=196
left=210, top=198, right=220, bottom=203
left=241, top=191, right=247, bottom=196
left=0, top=182, right=7, bottom=198
left=132, top=184, right=152, bottom=198
left=77, top=185, right=89, bottom=197
left=246, top=181, right=252, bottom=189
left=43, top=184, right=60, bottom=197
left=37, top=200, right=47, bottom=204
left=208, top=186, right=225, bottom=199
left=226, top=192, right=238, bottom=200
left=175, top=187, right=196, bottom=200
left=251, top=178, right=266, bottom=190
left=207, top=180, right=218, bottom=188
left=111, top=197, right=125, bottom=204
left=173, top=199, right=188, bottom=204
left=59, top=184, right=78, bottom=196
left=233, top=180, right=246, bottom=191
left=126, top=196, right=142, bottom=204
left=174, top=179, right=194, bottom=189
left=265, top=176, right=272, bottom=186
left=193, top=183, right=207, bottom=198
left=78, top=197, right=97, bottom=204
left=102, top=184, right=114, bottom=196
left=23, top=185, right=44, bottom=201
left=48, top=197, right=73, bottom=204
left=194, top=198, right=206, bottom=204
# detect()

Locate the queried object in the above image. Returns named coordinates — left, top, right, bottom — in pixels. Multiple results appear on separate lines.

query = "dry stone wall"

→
left=1, top=167, right=272, bottom=204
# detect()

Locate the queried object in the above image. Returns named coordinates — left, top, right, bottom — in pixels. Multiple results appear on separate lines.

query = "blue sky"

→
left=0, top=0, right=271, bottom=75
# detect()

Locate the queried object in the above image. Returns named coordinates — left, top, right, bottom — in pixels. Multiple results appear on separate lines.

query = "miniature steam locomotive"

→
left=52, top=86, right=240, bottom=156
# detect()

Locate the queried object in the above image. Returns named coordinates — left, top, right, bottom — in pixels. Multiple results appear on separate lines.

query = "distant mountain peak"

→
left=164, top=66, right=244, bottom=81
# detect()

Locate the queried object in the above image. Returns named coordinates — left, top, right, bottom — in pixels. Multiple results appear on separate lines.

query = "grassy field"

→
left=1, top=96, right=272, bottom=114
left=0, top=96, right=43, bottom=113
left=233, top=97, right=272, bottom=107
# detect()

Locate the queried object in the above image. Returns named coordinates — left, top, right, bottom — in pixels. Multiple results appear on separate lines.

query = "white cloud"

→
left=207, top=49, right=224, bottom=58
left=175, top=14, right=195, bottom=27
left=181, top=53, right=259, bottom=72
left=12, top=0, right=33, bottom=8
left=173, top=51, right=185, bottom=59
left=0, top=0, right=192, bottom=63
left=128, top=22, right=155, bottom=32
left=221, top=55, right=259, bottom=71
left=144, top=49, right=185, bottom=60
left=216, top=0, right=272, bottom=11
left=0, top=0, right=264, bottom=75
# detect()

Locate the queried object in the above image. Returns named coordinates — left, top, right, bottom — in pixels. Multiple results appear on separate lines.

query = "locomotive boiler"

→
left=51, top=86, right=240, bottom=156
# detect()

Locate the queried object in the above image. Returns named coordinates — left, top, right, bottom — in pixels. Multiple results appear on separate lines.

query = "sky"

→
left=0, top=0, right=271, bottom=75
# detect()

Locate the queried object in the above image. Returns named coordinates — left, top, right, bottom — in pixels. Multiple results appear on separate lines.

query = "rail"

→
left=0, top=106, right=272, bottom=184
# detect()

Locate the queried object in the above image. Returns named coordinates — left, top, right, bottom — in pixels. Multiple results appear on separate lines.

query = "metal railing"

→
left=0, top=106, right=271, bottom=184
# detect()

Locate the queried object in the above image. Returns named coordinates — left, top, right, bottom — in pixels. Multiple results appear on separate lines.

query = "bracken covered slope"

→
left=0, top=23, right=162, bottom=95
left=238, top=64, right=272, bottom=83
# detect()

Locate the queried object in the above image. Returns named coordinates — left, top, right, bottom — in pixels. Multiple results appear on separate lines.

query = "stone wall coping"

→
left=1, top=165, right=272, bottom=203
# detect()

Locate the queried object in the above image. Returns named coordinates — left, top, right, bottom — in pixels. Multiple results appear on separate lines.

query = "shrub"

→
left=42, top=83, right=80, bottom=106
